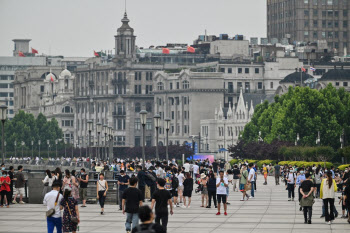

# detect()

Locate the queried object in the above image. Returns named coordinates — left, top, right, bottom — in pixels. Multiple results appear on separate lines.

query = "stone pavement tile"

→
left=256, top=223, right=294, bottom=229
left=217, top=223, right=258, bottom=229
left=291, top=230, right=331, bottom=233
left=168, top=227, right=215, bottom=233
left=331, top=223, right=350, bottom=229
left=252, top=229, right=292, bottom=233
left=211, top=229, right=252, bottom=233
left=181, top=222, right=221, bottom=228
left=259, top=218, right=295, bottom=223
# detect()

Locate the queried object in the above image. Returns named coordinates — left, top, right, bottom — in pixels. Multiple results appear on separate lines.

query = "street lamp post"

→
left=21, top=141, right=24, bottom=159
left=96, top=123, right=102, bottom=162
left=295, top=133, right=300, bottom=146
left=14, top=141, right=17, bottom=158
left=140, top=110, right=148, bottom=169
left=31, top=140, right=34, bottom=160
left=103, top=125, right=108, bottom=161
left=78, top=139, right=81, bottom=158
left=165, top=118, right=171, bottom=165
left=38, top=140, right=41, bottom=158
left=4, top=142, right=6, bottom=160
left=47, top=140, right=50, bottom=159
left=258, top=131, right=263, bottom=143
left=64, top=140, right=67, bottom=158
left=153, top=114, right=161, bottom=161
left=87, top=120, right=93, bottom=159
left=0, top=104, right=8, bottom=163
left=109, top=127, right=114, bottom=160
left=55, top=139, right=58, bottom=159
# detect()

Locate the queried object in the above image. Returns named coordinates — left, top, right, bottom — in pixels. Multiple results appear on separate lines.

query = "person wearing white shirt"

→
left=216, top=170, right=229, bottom=216
left=193, top=163, right=199, bottom=178
left=176, top=170, right=185, bottom=204
left=248, top=163, right=256, bottom=198
left=183, top=161, right=190, bottom=173
left=43, top=181, right=63, bottom=233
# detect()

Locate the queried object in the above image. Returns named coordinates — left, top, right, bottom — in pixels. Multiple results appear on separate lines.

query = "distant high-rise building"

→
left=267, top=0, right=350, bottom=55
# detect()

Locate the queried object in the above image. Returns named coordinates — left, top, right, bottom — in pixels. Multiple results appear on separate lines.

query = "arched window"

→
left=182, top=80, right=190, bottom=89
left=135, top=102, right=141, bottom=112
left=62, top=106, right=73, bottom=113
left=118, top=72, right=123, bottom=81
left=157, top=82, right=164, bottom=90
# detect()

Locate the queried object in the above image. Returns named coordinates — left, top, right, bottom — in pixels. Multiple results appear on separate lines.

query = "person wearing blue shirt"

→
left=296, top=169, right=306, bottom=210
left=118, top=170, right=130, bottom=211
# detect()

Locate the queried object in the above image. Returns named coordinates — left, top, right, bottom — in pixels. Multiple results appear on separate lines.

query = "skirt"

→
left=201, top=187, right=208, bottom=195
left=300, top=194, right=314, bottom=207
left=42, top=186, right=51, bottom=197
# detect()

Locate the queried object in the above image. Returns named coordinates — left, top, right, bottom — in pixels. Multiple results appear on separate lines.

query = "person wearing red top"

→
left=0, top=170, right=11, bottom=208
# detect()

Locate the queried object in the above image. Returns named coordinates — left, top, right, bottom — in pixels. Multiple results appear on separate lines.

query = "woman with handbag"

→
left=60, top=187, right=80, bottom=233
left=97, top=173, right=108, bottom=215
left=42, top=170, right=54, bottom=198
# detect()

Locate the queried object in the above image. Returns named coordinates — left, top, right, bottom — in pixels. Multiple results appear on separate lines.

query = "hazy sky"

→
left=0, top=0, right=266, bottom=57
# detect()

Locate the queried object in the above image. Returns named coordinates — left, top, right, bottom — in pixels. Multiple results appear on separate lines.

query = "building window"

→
left=344, top=21, right=348, bottom=28
left=135, top=118, right=141, bottom=130
left=135, top=102, right=141, bottom=112
left=313, top=9, right=318, bottom=16
left=313, top=0, right=318, bottom=5
left=304, top=0, right=309, bottom=3
left=344, top=10, right=348, bottom=17
left=245, top=68, right=249, bottom=74
left=220, top=68, right=225, bottom=73
left=183, top=97, right=188, bottom=105
left=322, top=31, right=326, bottom=38
left=228, top=82, right=234, bottom=93
left=258, top=82, right=263, bottom=89
left=344, top=82, right=348, bottom=87
left=270, top=82, right=274, bottom=89
left=62, top=106, right=73, bottom=113
left=171, top=111, right=175, bottom=120
left=336, top=82, right=340, bottom=86
left=170, top=83, right=173, bottom=90
left=238, top=68, right=242, bottom=74
left=145, top=85, right=153, bottom=94
left=146, top=118, right=152, bottom=130
left=134, top=85, right=141, bottom=94
left=157, top=82, right=164, bottom=90
left=313, top=31, right=318, bottom=38
left=146, top=102, right=152, bottom=112
left=182, top=80, right=190, bottom=89
left=322, top=11, right=326, bottom=17
left=313, top=20, right=318, bottom=27
left=304, top=20, right=309, bottom=27
left=328, top=11, right=333, bottom=17
left=255, top=68, right=259, bottom=74
left=146, top=136, right=152, bottom=147
left=135, top=136, right=141, bottom=147
left=176, top=82, right=180, bottom=89
left=304, top=10, right=309, bottom=17
left=328, top=21, right=333, bottom=28
left=344, top=31, right=348, bottom=39
left=228, top=68, right=232, bottom=73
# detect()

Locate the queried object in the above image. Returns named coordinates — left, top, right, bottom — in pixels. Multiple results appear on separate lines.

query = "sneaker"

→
left=335, top=212, right=338, bottom=218
left=288, top=198, right=291, bottom=201
left=12, top=200, right=17, bottom=204
left=320, top=215, right=325, bottom=218
left=187, top=205, right=190, bottom=208
left=176, top=203, right=180, bottom=207
left=216, top=212, right=221, bottom=215
left=226, top=202, right=231, bottom=205
left=127, top=231, right=131, bottom=233
left=19, top=201, right=25, bottom=204
left=308, top=220, right=311, bottom=224
left=224, top=212, right=227, bottom=216
left=206, top=206, right=211, bottom=208
left=250, top=196, right=254, bottom=199
left=215, top=206, right=217, bottom=208
left=326, top=221, right=331, bottom=225
left=240, top=199, right=244, bottom=201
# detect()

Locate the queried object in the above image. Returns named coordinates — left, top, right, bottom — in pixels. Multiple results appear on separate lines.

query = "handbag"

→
left=66, top=201, right=78, bottom=224
left=244, top=182, right=252, bottom=191
left=46, top=192, right=60, bottom=217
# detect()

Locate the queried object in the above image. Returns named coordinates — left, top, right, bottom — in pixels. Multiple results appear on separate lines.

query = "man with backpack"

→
left=131, top=205, right=166, bottom=233
left=145, top=167, right=157, bottom=202
left=137, top=165, right=146, bottom=202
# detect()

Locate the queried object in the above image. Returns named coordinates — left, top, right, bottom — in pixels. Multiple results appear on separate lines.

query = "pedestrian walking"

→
left=8, top=166, right=14, bottom=205
left=300, top=173, right=315, bottom=224
left=274, top=162, right=281, bottom=185
left=199, top=173, right=208, bottom=207
left=122, top=177, right=143, bottom=233
left=239, top=164, right=249, bottom=201
left=13, top=165, right=25, bottom=204
left=343, top=180, right=350, bottom=224
left=43, top=181, right=63, bottom=233
left=262, top=164, right=268, bottom=185
left=216, top=170, right=228, bottom=216
left=145, top=167, right=157, bottom=202
left=60, top=187, right=80, bottom=233
left=151, top=178, right=173, bottom=231
left=232, top=165, right=240, bottom=192
left=287, top=167, right=296, bottom=201
left=182, top=172, right=193, bottom=208
left=136, top=166, right=146, bottom=202
left=248, top=163, right=255, bottom=198
left=131, top=205, right=166, bottom=233
left=77, top=168, right=88, bottom=207
left=42, top=169, right=54, bottom=198
left=207, top=172, right=217, bottom=208
left=320, top=170, right=337, bottom=225
left=97, top=173, right=108, bottom=215
left=314, top=167, right=322, bottom=198
left=118, top=170, right=130, bottom=210
left=0, top=171, right=11, bottom=208
left=70, top=170, right=79, bottom=200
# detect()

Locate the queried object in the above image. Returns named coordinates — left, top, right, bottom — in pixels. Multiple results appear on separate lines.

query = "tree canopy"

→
left=241, top=84, right=350, bottom=149
left=1, top=111, right=63, bottom=152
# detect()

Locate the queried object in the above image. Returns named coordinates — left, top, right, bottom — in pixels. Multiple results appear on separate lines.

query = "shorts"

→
left=264, top=173, right=267, bottom=179
left=201, top=187, right=208, bottom=195
left=217, top=194, right=227, bottom=204
left=239, top=184, right=245, bottom=191
left=171, top=189, right=178, bottom=197
left=178, top=185, right=184, bottom=191
left=79, top=188, right=87, bottom=200
left=15, top=187, right=25, bottom=196
left=183, top=190, right=192, bottom=197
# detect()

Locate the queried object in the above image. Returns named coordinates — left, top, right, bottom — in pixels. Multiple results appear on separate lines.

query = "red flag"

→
left=162, top=48, right=170, bottom=54
left=187, top=46, right=195, bottom=53
left=301, top=67, right=306, bottom=72
left=18, top=51, right=25, bottom=57
left=31, top=48, right=38, bottom=54
left=94, top=51, right=99, bottom=57
left=51, top=76, right=54, bottom=82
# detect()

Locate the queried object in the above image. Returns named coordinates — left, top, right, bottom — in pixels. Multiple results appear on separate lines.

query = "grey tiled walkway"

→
left=0, top=175, right=349, bottom=233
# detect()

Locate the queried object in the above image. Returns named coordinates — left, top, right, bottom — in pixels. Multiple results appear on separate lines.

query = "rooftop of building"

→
left=280, top=72, right=314, bottom=83
left=319, top=69, right=350, bottom=81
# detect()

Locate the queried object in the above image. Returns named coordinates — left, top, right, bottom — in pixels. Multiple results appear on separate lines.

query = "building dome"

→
left=45, top=72, right=56, bottom=82
left=280, top=72, right=314, bottom=84
left=319, top=69, right=350, bottom=81
left=60, top=68, right=71, bottom=78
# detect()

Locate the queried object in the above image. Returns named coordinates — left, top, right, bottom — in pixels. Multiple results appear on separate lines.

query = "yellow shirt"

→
left=263, top=167, right=268, bottom=174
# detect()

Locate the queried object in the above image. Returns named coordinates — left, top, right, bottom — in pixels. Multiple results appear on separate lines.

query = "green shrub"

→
left=257, top=160, right=276, bottom=168
left=278, top=161, right=333, bottom=168
left=338, top=164, right=350, bottom=171
left=229, top=159, right=239, bottom=166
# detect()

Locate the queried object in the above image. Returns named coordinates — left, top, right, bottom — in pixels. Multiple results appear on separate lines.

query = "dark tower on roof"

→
left=114, top=12, right=136, bottom=64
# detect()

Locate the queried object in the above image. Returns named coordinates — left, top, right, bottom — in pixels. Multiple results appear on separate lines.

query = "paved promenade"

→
left=0, top=175, right=349, bottom=233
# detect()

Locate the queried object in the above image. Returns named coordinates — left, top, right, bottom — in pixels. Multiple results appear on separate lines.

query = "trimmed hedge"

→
left=278, top=161, right=333, bottom=169
left=338, top=164, right=350, bottom=171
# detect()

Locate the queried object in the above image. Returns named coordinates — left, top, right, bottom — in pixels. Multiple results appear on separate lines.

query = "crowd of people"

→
left=0, top=159, right=350, bottom=232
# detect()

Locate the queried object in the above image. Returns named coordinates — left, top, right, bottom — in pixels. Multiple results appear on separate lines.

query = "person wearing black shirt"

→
left=274, top=163, right=281, bottom=185
left=343, top=180, right=350, bottom=223
left=118, top=170, right=130, bottom=210
left=232, top=165, right=240, bottom=192
left=78, top=168, right=89, bottom=207
left=132, top=205, right=166, bottom=233
left=122, top=177, right=143, bottom=233
left=136, top=166, right=146, bottom=202
left=183, top=172, right=194, bottom=208
left=207, top=173, right=217, bottom=208
left=151, top=178, right=173, bottom=231
left=212, top=161, right=218, bottom=174
left=300, top=173, right=316, bottom=224
left=145, top=167, right=157, bottom=202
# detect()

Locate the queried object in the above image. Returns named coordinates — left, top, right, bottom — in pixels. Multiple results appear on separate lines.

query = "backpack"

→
left=146, top=172, right=156, bottom=183
left=172, top=175, right=179, bottom=189
left=135, top=223, right=156, bottom=233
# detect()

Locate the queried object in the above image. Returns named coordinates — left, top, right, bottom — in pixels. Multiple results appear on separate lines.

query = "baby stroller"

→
left=195, top=183, right=203, bottom=194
